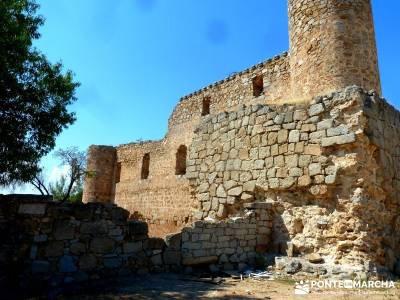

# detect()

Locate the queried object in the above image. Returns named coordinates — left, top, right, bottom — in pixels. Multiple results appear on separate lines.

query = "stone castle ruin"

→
left=80, top=0, right=400, bottom=277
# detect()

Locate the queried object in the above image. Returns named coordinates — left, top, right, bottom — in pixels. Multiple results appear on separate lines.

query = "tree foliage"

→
left=0, top=0, right=80, bottom=185
left=49, top=175, right=83, bottom=203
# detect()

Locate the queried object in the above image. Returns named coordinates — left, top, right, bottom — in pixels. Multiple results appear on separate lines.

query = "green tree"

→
left=0, top=0, right=80, bottom=185
left=49, top=175, right=83, bottom=203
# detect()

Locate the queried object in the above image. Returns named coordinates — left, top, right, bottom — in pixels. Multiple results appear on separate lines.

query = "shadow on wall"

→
left=0, top=194, right=268, bottom=299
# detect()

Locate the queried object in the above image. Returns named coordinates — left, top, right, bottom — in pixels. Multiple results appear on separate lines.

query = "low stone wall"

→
left=1, top=195, right=274, bottom=295
left=181, top=202, right=273, bottom=271
left=0, top=195, right=180, bottom=292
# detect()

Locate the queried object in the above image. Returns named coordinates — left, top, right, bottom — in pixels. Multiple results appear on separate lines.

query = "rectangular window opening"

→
left=115, top=162, right=121, bottom=183
left=252, top=75, right=264, bottom=97
left=141, top=153, right=150, bottom=179
left=202, top=96, right=211, bottom=116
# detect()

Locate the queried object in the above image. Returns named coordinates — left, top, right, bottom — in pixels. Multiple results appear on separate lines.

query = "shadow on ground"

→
left=49, top=273, right=263, bottom=300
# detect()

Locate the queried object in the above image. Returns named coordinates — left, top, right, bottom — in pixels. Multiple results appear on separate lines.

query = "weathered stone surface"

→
left=32, top=260, right=50, bottom=274
left=90, top=238, right=115, bottom=254
left=18, top=203, right=46, bottom=216
left=308, top=103, right=324, bottom=116
left=321, top=133, right=355, bottom=147
left=128, top=221, right=148, bottom=236
left=165, top=233, right=181, bottom=250
left=150, top=254, right=163, bottom=265
left=217, top=204, right=227, bottom=218
left=104, top=257, right=122, bottom=269
left=182, top=256, right=218, bottom=266
left=54, top=220, right=75, bottom=240
left=285, top=260, right=302, bottom=274
left=70, top=242, right=86, bottom=255
left=163, top=250, right=181, bottom=265
left=123, top=241, right=142, bottom=253
left=307, top=253, right=324, bottom=264
left=309, top=163, right=322, bottom=176
left=144, top=238, right=165, bottom=250
left=227, top=186, right=242, bottom=196
left=80, top=221, right=108, bottom=235
left=216, top=185, right=226, bottom=198
left=59, top=255, right=78, bottom=273
left=79, top=254, right=97, bottom=271
left=34, top=234, right=48, bottom=243
left=45, top=241, right=64, bottom=257
left=288, top=130, right=300, bottom=143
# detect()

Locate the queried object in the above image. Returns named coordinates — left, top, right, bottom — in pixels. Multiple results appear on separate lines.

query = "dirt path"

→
left=55, top=273, right=400, bottom=300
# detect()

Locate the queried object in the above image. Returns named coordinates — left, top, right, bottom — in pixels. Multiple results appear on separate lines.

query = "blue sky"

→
left=6, top=0, right=400, bottom=192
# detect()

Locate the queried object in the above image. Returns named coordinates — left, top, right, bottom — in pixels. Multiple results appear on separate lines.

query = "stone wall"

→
left=0, top=195, right=181, bottom=293
left=289, top=0, right=381, bottom=100
left=83, top=145, right=117, bottom=203
left=114, top=137, right=195, bottom=229
left=83, top=0, right=384, bottom=239
left=188, top=86, right=400, bottom=274
left=168, top=52, right=290, bottom=129
left=181, top=202, right=272, bottom=271
left=94, top=53, right=290, bottom=229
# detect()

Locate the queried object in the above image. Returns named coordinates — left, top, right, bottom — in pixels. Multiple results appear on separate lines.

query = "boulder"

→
left=307, top=253, right=324, bottom=264
left=285, top=260, right=302, bottom=274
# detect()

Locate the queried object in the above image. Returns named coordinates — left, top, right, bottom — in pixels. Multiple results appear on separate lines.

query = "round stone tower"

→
left=288, top=0, right=381, bottom=101
left=82, top=145, right=117, bottom=203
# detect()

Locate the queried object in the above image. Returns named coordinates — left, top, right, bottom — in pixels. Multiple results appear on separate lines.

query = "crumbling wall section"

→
left=187, top=86, right=400, bottom=274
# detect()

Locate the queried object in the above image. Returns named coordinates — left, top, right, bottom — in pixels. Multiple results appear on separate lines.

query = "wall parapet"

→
left=168, top=52, right=290, bottom=130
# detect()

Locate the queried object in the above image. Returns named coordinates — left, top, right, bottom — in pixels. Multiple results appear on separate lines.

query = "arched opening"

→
left=252, top=75, right=264, bottom=97
left=141, top=153, right=150, bottom=179
left=202, top=96, right=211, bottom=116
left=175, top=145, right=187, bottom=175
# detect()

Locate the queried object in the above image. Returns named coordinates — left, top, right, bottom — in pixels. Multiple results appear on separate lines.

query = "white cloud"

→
left=48, top=165, right=70, bottom=184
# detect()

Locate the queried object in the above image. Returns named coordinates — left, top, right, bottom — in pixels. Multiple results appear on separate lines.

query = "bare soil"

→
left=53, top=273, right=400, bottom=300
